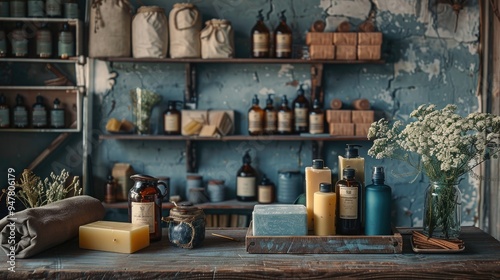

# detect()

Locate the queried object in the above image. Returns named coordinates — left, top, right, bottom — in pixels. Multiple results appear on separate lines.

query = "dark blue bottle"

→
left=364, top=166, right=392, bottom=235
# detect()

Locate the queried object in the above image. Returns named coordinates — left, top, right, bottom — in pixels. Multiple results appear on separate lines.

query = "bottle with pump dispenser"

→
left=32, top=94, right=47, bottom=128
left=163, top=101, right=182, bottom=135
left=364, top=166, right=392, bottom=235
left=305, top=159, right=331, bottom=231
left=277, top=95, right=292, bottom=134
left=50, top=98, right=65, bottom=128
left=338, top=144, right=365, bottom=229
left=314, top=182, right=336, bottom=236
left=251, top=9, right=270, bottom=58
left=248, top=94, right=264, bottom=135
left=236, top=150, right=258, bottom=201
left=274, top=10, right=292, bottom=58
left=0, top=93, right=10, bottom=128
left=264, top=94, right=277, bottom=134
left=292, top=84, right=309, bottom=133
left=335, top=168, right=362, bottom=235
left=309, top=97, right=324, bottom=134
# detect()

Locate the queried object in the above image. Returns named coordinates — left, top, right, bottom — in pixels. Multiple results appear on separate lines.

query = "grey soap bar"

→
left=252, top=204, right=307, bottom=236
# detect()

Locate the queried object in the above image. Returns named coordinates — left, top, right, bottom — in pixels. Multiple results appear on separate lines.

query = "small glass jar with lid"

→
left=164, top=202, right=205, bottom=249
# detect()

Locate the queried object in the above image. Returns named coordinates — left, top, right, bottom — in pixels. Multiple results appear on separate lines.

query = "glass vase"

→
left=423, top=181, right=462, bottom=239
left=130, top=88, right=161, bottom=135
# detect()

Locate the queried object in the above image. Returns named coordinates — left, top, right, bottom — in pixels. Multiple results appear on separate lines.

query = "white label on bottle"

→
left=258, top=185, right=272, bottom=203
left=50, top=110, right=65, bottom=128
left=0, top=108, right=9, bottom=127
left=64, top=3, right=79, bottom=18
left=294, top=107, right=308, bottom=127
left=58, top=40, right=75, bottom=58
left=46, top=0, right=62, bottom=16
left=276, top=34, right=292, bottom=52
left=164, top=114, right=179, bottom=132
left=237, top=176, right=256, bottom=197
left=309, top=113, right=324, bottom=134
left=37, top=41, right=52, bottom=57
left=28, top=0, right=45, bottom=17
left=131, top=201, right=155, bottom=233
left=14, top=109, right=27, bottom=127
left=264, top=111, right=277, bottom=132
left=253, top=33, right=269, bottom=52
left=278, top=111, right=292, bottom=132
left=339, top=186, right=358, bottom=219
left=248, top=111, right=262, bottom=132
left=12, top=39, right=28, bottom=57
left=32, top=108, right=47, bottom=127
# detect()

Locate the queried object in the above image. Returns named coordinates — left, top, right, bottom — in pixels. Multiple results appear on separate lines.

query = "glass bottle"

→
left=335, top=168, right=362, bottom=235
left=64, top=0, right=78, bottom=18
left=11, top=22, right=28, bottom=58
left=0, top=28, right=7, bottom=58
left=292, top=84, right=309, bottom=133
left=248, top=94, right=264, bottom=136
left=50, top=97, right=65, bottom=128
left=58, top=22, right=74, bottom=59
left=0, top=0, right=9, bottom=17
left=251, top=9, right=270, bottom=58
left=46, top=0, right=62, bottom=17
left=10, top=0, right=26, bottom=17
left=423, top=181, right=461, bottom=239
left=257, top=174, right=274, bottom=204
left=36, top=23, right=52, bottom=58
left=364, top=166, right=392, bottom=235
left=263, top=94, right=277, bottom=135
left=163, top=100, right=181, bottom=135
left=13, top=94, right=28, bottom=128
left=277, top=95, right=292, bottom=134
left=104, top=175, right=116, bottom=204
left=27, top=0, right=44, bottom=17
left=236, top=150, right=257, bottom=201
left=32, top=94, right=47, bottom=128
left=0, top=93, right=10, bottom=128
left=274, top=10, right=292, bottom=59
left=309, top=97, right=324, bottom=134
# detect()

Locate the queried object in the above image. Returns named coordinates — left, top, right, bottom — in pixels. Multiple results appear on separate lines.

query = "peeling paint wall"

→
left=90, top=0, right=480, bottom=227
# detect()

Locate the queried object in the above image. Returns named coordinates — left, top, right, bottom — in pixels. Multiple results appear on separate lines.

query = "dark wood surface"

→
left=1, top=227, right=498, bottom=279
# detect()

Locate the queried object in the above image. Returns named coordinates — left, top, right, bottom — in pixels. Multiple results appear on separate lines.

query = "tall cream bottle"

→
left=305, top=159, right=331, bottom=231
left=314, top=182, right=336, bottom=236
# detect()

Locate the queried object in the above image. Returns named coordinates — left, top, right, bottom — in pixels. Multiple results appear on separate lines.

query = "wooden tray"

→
left=245, top=221, right=402, bottom=254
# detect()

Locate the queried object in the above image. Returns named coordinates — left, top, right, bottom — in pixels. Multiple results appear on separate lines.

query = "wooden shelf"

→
left=96, top=57, right=385, bottom=64
left=99, top=134, right=368, bottom=141
left=103, top=199, right=257, bottom=210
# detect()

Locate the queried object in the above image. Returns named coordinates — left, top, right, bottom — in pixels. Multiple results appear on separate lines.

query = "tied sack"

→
left=89, top=0, right=132, bottom=57
left=169, top=3, right=201, bottom=58
left=132, top=6, right=169, bottom=58
left=201, top=19, right=234, bottom=59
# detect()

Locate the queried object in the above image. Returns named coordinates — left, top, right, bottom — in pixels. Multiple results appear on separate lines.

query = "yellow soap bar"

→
left=79, top=221, right=150, bottom=254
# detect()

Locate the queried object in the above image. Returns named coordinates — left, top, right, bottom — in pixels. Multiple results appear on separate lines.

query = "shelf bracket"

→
left=310, top=63, right=324, bottom=105
left=312, top=140, right=324, bottom=161
left=185, top=63, right=197, bottom=109
left=186, top=140, right=197, bottom=173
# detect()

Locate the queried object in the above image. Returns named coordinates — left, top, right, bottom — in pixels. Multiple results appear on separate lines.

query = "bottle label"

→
left=50, top=110, right=65, bottom=128
left=164, top=114, right=179, bottom=132
left=64, top=3, right=79, bottom=18
left=37, top=40, right=52, bottom=57
left=309, top=113, right=324, bottom=134
left=32, top=108, right=47, bottom=127
left=14, top=109, right=28, bottom=127
left=46, top=0, right=62, bottom=16
left=28, top=0, right=45, bottom=17
left=10, top=1, right=26, bottom=17
left=12, top=39, right=28, bottom=57
left=258, top=185, right=272, bottom=203
left=253, top=33, right=269, bottom=52
left=278, top=111, right=292, bottom=132
left=294, top=108, right=308, bottom=127
left=339, top=186, right=358, bottom=219
left=0, top=108, right=9, bottom=127
left=264, top=111, right=277, bottom=132
left=237, top=176, right=256, bottom=197
left=276, top=34, right=292, bottom=52
left=248, top=111, right=262, bottom=133
left=58, top=41, right=75, bottom=57
left=131, top=201, right=155, bottom=234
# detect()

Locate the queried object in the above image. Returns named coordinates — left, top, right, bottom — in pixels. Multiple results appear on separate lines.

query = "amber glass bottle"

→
left=13, top=94, right=28, bottom=128
left=163, top=101, right=181, bottom=135
left=274, top=10, right=292, bottom=58
left=32, top=94, right=48, bottom=128
left=277, top=95, right=292, bottom=134
left=292, top=84, right=309, bottom=133
left=309, top=97, right=324, bottom=134
left=236, top=150, right=258, bottom=201
left=335, top=168, right=362, bottom=235
left=264, top=94, right=277, bottom=134
left=251, top=9, right=270, bottom=58
left=248, top=94, right=264, bottom=135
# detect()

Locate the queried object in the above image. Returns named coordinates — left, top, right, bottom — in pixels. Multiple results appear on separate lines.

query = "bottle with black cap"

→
left=264, top=94, right=277, bottom=135
left=292, top=84, right=309, bottom=133
left=32, top=94, right=47, bottom=128
left=248, top=94, right=264, bottom=135
left=364, top=166, right=392, bottom=235
left=274, top=10, right=292, bottom=58
left=236, top=150, right=258, bottom=201
left=163, top=100, right=182, bottom=135
left=309, top=97, right=324, bottom=134
left=335, top=168, right=362, bottom=235
left=305, top=158, right=331, bottom=231
left=250, top=9, right=270, bottom=58
left=338, top=144, right=365, bottom=187
left=313, top=182, right=336, bottom=236
left=257, top=174, right=274, bottom=204
left=50, top=98, right=65, bottom=128
left=13, top=94, right=28, bottom=128
left=277, top=95, right=292, bottom=134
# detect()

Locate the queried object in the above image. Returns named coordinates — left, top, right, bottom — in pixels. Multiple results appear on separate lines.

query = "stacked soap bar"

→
left=252, top=205, right=307, bottom=236
left=79, top=221, right=150, bottom=253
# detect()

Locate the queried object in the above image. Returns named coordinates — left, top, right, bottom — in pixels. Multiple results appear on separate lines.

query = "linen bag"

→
left=89, top=0, right=132, bottom=57
left=132, top=6, right=169, bottom=58
left=201, top=19, right=234, bottom=59
left=169, top=3, right=201, bottom=58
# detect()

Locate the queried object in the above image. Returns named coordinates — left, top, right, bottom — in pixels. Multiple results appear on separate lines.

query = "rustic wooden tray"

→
left=245, top=221, right=402, bottom=254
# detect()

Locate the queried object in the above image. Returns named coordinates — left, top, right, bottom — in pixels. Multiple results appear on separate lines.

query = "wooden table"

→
left=0, top=227, right=499, bottom=279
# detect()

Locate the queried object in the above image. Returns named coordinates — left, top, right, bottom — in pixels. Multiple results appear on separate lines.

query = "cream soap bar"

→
left=252, top=205, right=307, bottom=236
left=79, top=221, right=150, bottom=253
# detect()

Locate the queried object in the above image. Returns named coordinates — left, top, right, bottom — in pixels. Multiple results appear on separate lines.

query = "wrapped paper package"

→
left=0, top=195, right=105, bottom=258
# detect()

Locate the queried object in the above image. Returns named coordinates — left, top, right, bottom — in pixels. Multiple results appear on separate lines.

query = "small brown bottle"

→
left=248, top=94, right=264, bottom=135
left=264, top=94, right=277, bottom=135
left=292, top=84, right=309, bottom=133
left=277, top=95, right=292, bottom=134
left=32, top=94, right=48, bottom=128
left=258, top=174, right=274, bottom=204
left=251, top=9, right=270, bottom=58
left=11, top=22, right=28, bottom=58
left=274, top=10, right=292, bottom=59
left=104, top=175, right=116, bottom=204
left=13, top=94, right=28, bottom=128
left=335, top=168, right=362, bottom=235
left=309, top=97, right=324, bottom=134
left=236, top=150, right=258, bottom=201
left=36, top=23, right=52, bottom=58
left=163, top=100, right=181, bottom=135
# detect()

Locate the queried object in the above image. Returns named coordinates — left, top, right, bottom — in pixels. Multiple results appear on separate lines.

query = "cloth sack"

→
left=201, top=19, right=234, bottom=59
left=132, top=6, right=168, bottom=58
left=169, top=3, right=201, bottom=58
left=89, top=0, right=132, bottom=57
left=0, top=195, right=105, bottom=258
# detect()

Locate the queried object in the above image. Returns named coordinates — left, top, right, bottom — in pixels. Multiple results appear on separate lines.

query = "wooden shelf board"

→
left=96, top=57, right=385, bottom=64
left=99, top=134, right=368, bottom=141
left=103, top=199, right=257, bottom=210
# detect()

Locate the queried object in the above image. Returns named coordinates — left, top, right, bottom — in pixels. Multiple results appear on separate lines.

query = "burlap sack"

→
left=89, top=0, right=132, bottom=57
left=201, top=19, right=234, bottom=59
left=132, top=6, right=168, bottom=58
left=169, top=3, right=201, bottom=58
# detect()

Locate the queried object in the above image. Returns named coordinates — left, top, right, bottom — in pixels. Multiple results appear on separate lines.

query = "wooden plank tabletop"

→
left=0, top=227, right=499, bottom=279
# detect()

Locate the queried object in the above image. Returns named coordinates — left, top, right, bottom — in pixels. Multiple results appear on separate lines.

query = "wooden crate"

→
left=358, top=32, right=383, bottom=45
left=329, top=123, right=354, bottom=136
left=352, top=110, right=375, bottom=123
left=335, top=45, right=357, bottom=60
left=358, top=45, right=381, bottom=60
left=355, top=123, right=372, bottom=136
left=309, top=45, right=335, bottom=59
left=326, top=109, right=351, bottom=123
left=306, top=32, right=333, bottom=45
left=246, top=221, right=403, bottom=254
left=333, top=32, right=357, bottom=45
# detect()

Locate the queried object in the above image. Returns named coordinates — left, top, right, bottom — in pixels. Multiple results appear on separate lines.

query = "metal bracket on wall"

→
left=310, top=63, right=324, bottom=105
left=185, top=63, right=197, bottom=109
left=186, top=140, right=197, bottom=173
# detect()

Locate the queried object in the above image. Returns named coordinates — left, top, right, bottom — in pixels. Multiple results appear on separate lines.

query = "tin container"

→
left=277, top=170, right=303, bottom=203
left=207, top=180, right=225, bottom=202
left=165, top=202, right=205, bottom=249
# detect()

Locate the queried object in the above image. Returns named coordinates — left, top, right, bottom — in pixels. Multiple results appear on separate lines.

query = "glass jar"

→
left=423, top=181, right=462, bottom=239
left=186, top=174, right=202, bottom=202
left=165, top=202, right=205, bottom=249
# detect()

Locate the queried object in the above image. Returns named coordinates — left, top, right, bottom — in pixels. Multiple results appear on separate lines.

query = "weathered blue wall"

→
left=91, top=0, right=480, bottom=227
